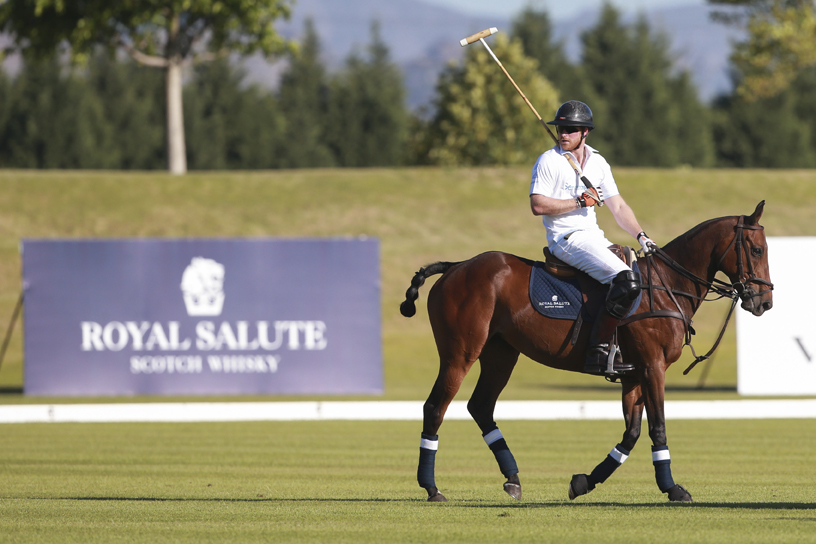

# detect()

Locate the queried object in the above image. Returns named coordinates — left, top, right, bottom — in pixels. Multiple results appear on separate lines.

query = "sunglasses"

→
left=556, top=126, right=584, bottom=134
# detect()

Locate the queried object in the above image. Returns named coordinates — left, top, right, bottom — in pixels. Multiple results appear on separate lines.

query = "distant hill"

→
left=243, top=0, right=507, bottom=110
left=243, top=0, right=744, bottom=109
left=0, top=0, right=739, bottom=110
left=554, top=4, right=743, bottom=103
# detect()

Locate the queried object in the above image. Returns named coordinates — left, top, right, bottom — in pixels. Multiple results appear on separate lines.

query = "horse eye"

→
left=751, top=247, right=763, bottom=257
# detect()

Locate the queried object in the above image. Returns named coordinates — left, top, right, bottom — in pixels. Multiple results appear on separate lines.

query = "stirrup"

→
left=584, top=343, right=634, bottom=377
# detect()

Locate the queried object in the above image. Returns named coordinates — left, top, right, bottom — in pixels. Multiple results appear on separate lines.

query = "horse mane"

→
left=661, top=214, right=737, bottom=254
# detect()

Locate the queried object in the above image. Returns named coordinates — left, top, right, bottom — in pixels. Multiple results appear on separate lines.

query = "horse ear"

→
left=747, top=200, right=765, bottom=225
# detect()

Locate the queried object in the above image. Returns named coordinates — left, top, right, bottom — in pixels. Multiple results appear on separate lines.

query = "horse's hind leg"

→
left=569, top=378, right=644, bottom=500
left=418, top=352, right=478, bottom=502
left=467, top=336, right=521, bottom=499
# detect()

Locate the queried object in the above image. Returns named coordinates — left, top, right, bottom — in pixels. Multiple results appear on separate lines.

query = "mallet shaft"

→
left=471, top=32, right=601, bottom=202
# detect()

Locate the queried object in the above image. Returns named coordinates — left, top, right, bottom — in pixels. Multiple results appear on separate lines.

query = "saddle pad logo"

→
left=541, top=294, right=571, bottom=310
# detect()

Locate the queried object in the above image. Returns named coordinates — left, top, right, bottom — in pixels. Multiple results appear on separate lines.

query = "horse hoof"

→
left=503, top=482, right=522, bottom=500
left=568, top=474, right=594, bottom=500
left=667, top=484, right=693, bottom=503
left=427, top=491, right=448, bottom=503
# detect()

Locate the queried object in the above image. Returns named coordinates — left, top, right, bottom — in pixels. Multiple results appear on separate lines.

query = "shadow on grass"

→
left=458, top=501, right=816, bottom=510
left=65, top=497, right=418, bottom=503
left=664, top=385, right=737, bottom=393
left=0, top=387, right=23, bottom=394
left=524, top=384, right=737, bottom=393
left=59, top=497, right=816, bottom=510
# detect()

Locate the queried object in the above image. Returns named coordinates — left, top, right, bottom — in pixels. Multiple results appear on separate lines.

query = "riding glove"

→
left=637, top=232, right=657, bottom=255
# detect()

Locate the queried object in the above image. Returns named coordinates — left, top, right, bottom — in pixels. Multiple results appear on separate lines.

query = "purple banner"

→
left=22, top=239, right=381, bottom=396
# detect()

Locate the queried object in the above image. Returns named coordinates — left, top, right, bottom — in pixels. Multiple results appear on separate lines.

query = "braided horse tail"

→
left=399, top=261, right=460, bottom=317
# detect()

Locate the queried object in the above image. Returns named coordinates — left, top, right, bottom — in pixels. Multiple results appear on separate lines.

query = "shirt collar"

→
left=555, top=144, right=597, bottom=164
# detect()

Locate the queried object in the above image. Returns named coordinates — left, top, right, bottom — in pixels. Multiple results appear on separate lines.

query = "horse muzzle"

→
left=739, top=288, right=773, bottom=316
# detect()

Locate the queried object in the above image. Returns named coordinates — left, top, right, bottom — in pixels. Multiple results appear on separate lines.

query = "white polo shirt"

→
left=529, top=144, right=620, bottom=247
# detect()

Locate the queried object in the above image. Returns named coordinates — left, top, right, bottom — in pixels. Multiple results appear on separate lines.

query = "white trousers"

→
left=551, top=229, right=631, bottom=285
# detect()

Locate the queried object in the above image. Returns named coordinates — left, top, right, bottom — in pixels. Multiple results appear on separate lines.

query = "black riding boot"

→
left=583, top=269, right=641, bottom=376
left=583, top=310, right=635, bottom=376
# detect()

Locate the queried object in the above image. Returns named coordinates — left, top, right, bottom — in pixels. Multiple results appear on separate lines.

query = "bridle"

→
left=623, top=215, right=775, bottom=374
left=653, top=215, right=774, bottom=303
left=714, top=216, right=774, bottom=302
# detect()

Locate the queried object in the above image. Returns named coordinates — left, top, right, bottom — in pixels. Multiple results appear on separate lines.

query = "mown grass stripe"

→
left=2, top=399, right=815, bottom=423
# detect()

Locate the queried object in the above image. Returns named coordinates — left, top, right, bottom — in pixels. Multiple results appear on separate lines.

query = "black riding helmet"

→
left=547, top=100, right=594, bottom=130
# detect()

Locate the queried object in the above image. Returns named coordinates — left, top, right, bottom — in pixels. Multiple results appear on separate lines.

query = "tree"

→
left=184, top=59, right=285, bottom=169
left=277, top=19, right=335, bottom=168
left=0, top=51, right=286, bottom=170
left=710, top=0, right=816, bottom=100
left=0, top=54, right=116, bottom=168
left=580, top=4, right=713, bottom=167
left=414, top=34, right=560, bottom=166
left=0, top=0, right=293, bottom=174
left=510, top=7, right=591, bottom=103
left=324, top=23, right=408, bottom=167
left=711, top=67, right=816, bottom=167
left=86, top=52, right=165, bottom=170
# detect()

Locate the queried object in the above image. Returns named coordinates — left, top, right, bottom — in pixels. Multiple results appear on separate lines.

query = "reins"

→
left=621, top=215, right=774, bottom=375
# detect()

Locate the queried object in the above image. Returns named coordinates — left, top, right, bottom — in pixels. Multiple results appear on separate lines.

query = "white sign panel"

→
left=737, top=237, right=816, bottom=395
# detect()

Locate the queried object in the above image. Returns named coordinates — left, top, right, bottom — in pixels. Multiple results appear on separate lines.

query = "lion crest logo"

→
left=180, top=257, right=225, bottom=316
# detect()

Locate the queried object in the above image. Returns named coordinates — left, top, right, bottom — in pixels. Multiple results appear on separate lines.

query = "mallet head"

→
left=460, top=27, right=498, bottom=47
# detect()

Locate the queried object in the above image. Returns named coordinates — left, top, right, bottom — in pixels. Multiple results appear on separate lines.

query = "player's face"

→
left=556, top=126, right=586, bottom=151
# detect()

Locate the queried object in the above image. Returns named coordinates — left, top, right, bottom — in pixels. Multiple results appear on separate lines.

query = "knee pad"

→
left=605, top=270, right=641, bottom=319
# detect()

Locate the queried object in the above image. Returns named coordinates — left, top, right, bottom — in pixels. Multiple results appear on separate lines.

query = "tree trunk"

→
left=166, top=59, right=187, bottom=175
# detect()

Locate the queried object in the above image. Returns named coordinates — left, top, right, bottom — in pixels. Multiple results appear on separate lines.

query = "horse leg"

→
left=569, top=378, right=644, bottom=499
left=466, top=336, right=521, bottom=500
left=643, top=366, right=693, bottom=502
left=418, top=353, right=477, bottom=502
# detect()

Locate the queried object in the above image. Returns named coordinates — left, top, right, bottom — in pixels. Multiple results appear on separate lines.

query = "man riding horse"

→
left=529, top=100, right=657, bottom=377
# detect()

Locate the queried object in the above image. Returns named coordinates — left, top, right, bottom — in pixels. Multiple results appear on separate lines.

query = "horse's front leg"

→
left=569, top=378, right=644, bottom=499
left=643, top=365, right=693, bottom=502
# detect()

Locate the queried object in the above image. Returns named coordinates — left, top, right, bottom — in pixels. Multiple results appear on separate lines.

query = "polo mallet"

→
left=459, top=28, right=603, bottom=205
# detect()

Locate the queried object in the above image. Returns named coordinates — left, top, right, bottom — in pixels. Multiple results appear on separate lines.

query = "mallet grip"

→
left=460, top=27, right=498, bottom=47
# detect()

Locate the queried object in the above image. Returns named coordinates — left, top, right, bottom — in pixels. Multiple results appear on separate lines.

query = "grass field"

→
left=2, top=418, right=815, bottom=543
left=1, top=168, right=815, bottom=543
left=0, top=167, right=815, bottom=399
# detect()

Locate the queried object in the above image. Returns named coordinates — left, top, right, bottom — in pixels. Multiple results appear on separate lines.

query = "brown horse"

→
left=400, top=201, right=773, bottom=503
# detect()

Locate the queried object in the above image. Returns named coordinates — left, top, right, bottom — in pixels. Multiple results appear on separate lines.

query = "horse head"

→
left=716, top=201, right=774, bottom=316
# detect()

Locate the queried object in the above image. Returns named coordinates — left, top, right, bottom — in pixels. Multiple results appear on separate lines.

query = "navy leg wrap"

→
left=652, top=445, right=676, bottom=492
left=589, top=444, right=630, bottom=485
left=483, top=428, right=519, bottom=477
left=417, top=433, right=438, bottom=489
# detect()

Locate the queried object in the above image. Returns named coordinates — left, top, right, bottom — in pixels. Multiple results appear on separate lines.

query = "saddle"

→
left=543, top=245, right=637, bottom=277
left=529, top=244, right=642, bottom=352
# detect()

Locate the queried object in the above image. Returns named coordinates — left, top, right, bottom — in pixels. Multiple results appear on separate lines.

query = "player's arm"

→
left=530, top=193, right=587, bottom=216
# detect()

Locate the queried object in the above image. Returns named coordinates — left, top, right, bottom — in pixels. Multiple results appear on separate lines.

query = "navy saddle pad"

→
left=529, top=260, right=643, bottom=320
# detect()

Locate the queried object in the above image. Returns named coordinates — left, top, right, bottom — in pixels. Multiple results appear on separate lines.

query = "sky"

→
left=419, top=0, right=708, bottom=21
